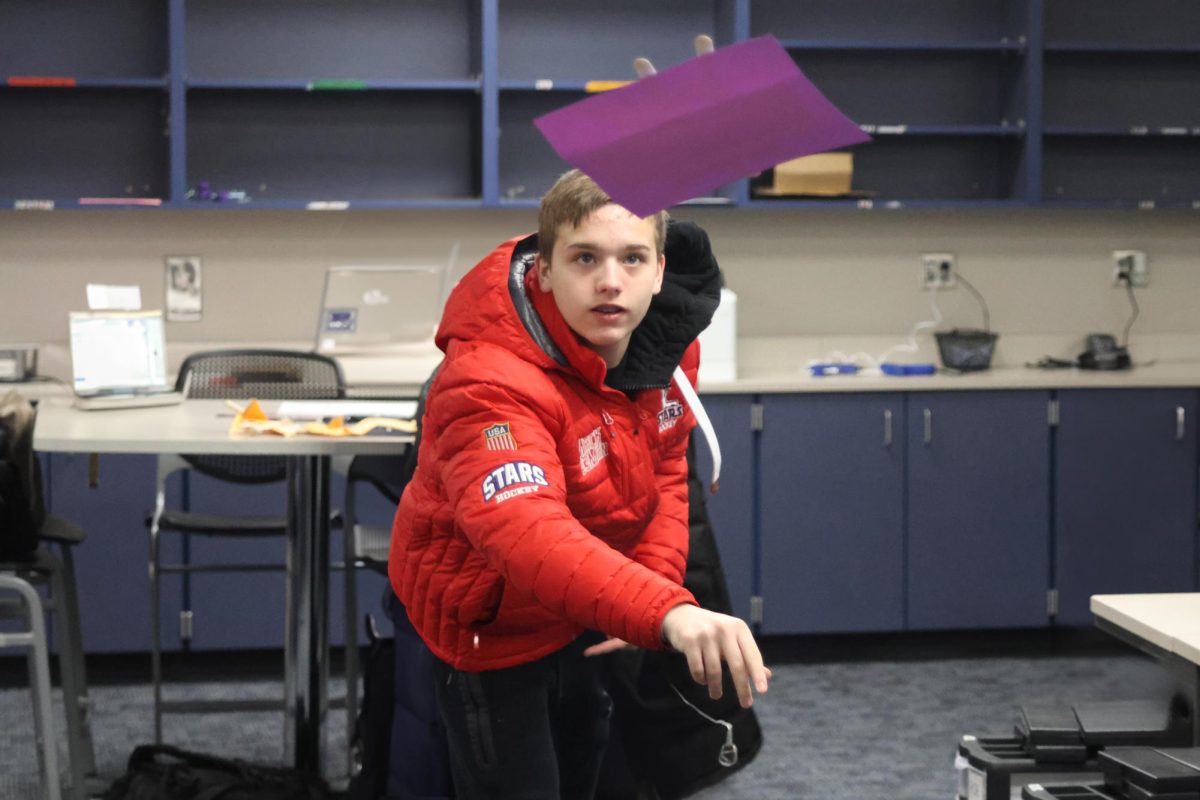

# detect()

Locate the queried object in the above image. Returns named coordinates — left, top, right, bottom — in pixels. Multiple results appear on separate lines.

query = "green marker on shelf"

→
left=307, top=79, right=368, bottom=91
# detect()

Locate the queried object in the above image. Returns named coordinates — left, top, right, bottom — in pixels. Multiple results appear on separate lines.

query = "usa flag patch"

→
left=483, top=422, right=517, bottom=451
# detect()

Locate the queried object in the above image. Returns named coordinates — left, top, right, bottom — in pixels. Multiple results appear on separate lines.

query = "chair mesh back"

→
left=177, top=350, right=344, bottom=483
left=345, top=367, right=436, bottom=503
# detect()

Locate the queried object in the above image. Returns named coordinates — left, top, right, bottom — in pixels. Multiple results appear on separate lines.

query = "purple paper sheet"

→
left=534, top=35, right=871, bottom=216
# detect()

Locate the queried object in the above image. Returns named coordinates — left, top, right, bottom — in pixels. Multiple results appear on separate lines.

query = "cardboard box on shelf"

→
left=755, top=152, right=856, bottom=197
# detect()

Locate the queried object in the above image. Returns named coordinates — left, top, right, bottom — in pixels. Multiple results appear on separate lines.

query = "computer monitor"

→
left=315, top=265, right=443, bottom=354
left=69, top=310, right=170, bottom=396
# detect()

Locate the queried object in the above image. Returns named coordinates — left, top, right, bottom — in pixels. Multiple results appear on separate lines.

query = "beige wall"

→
left=2, top=207, right=1197, bottom=351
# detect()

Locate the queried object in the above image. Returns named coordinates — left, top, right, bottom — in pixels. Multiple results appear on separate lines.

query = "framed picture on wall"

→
left=165, top=255, right=202, bottom=322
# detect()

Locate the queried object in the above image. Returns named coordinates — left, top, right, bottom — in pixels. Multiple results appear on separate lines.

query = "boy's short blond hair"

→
left=538, top=169, right=668, bottom=261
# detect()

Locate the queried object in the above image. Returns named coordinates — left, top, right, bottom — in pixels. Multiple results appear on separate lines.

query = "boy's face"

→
left=536, top=203, right=665, bottom=367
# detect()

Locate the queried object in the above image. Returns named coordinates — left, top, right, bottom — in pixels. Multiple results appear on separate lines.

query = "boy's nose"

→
left=596, top=260, right=622, bottom=292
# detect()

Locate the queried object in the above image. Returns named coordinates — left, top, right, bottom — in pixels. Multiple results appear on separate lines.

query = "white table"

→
left=1091, top=592, right=1200, bottom=744
left=33, top=398, right=413, bottom=775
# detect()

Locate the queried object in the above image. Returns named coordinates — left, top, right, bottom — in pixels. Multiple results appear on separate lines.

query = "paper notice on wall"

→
left=86, top=284, right=142, bottom=311
left=165, top=255, right=203, bottom=322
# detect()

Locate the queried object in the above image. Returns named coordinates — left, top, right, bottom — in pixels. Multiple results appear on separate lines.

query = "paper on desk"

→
left=86, top=284, right=142, bottom=311
left=228, top=399, right=300, bottom=437
left=276, top=400, right=417, bottom=420
left=228, top=399, right=417, bottom=438
left=304, top=415, right=417, bottom=437
left=533, top=35, right=872, bottom=217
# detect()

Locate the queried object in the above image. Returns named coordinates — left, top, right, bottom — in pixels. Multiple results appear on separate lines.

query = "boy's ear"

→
left=534, top=253, right=552, bottom=292
left=653, top=253, right=665, bottom=294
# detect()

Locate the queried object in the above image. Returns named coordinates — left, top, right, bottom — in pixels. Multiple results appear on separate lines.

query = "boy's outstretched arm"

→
left=661, top=603, right=771, bottom=708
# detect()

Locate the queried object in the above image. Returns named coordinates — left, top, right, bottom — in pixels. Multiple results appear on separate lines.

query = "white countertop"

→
left=1090, top=593, right=1200, bottom=665
left=698, top=360, right=1200, bottom=394
left=10, top=359, right=1200, bottom=400
left=33, top=397, right=412, bottom=456
left=8, top=334, right=1200, bottom=398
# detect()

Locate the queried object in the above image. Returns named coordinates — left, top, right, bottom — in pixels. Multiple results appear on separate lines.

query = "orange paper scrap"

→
left=227, top=400, right=416, bottom=438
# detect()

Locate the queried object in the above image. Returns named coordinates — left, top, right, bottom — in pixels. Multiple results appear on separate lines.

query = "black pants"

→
left=433, top=633, right=612, bottom=800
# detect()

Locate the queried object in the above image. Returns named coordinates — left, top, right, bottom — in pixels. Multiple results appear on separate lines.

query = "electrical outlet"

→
left=1112, top=250, right=1148, bottom=287
left=921, top=252, right=956, bottom=289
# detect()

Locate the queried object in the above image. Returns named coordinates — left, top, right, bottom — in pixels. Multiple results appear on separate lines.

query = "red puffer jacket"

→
left=389, top=226, right=722, bottom=671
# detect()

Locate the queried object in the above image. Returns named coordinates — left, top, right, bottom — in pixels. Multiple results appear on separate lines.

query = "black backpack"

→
left=0, top=391, right=44, bottom=562
left=101, top=744, right=336, bottom=800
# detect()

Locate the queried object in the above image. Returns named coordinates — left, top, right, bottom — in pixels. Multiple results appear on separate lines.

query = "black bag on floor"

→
left=101, top=744, right=336, bottom=800
left=349, top=592, right=452, bottom=800
left=0, top=391, right=44, bottom=561
left=348, top=614, right=396, bottom=800
left=597, top=439, right=764, bottom=800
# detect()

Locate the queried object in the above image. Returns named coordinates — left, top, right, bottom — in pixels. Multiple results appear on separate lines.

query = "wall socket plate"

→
left=1112, top=250, right=1148, bottom=287
left=921, top=252, right=956, bottom=289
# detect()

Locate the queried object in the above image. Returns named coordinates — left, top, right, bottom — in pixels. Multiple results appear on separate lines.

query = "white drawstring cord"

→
left=666, top=681, right=738, bottom=767
left=672, top=366, right=721, bottom=493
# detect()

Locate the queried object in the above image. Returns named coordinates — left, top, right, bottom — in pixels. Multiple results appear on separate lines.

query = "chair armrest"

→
left=39, top=515, right=85, bottom=546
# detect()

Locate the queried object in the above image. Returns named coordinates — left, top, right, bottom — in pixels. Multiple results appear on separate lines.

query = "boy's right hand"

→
left=660, top=604, right=771, bottom=708
left=632, top=34, right=715, bottom=78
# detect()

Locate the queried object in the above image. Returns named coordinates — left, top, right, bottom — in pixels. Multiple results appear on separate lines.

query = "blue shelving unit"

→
left=778, top=39, right=1026, bottom=52
left=1, top=0, right=1197, bottom=211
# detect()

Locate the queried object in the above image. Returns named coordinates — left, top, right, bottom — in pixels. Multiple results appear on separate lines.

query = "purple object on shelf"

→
left=533, top=35, right=872, bottom=216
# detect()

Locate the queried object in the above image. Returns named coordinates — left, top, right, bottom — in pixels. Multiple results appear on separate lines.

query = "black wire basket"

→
left=935, top=328, right=998, bottom=372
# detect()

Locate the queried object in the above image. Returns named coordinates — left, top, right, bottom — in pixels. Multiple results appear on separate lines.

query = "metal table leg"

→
left=286, top=455, right=331, bottom=775
left=1095, top=615, right=1200, bottom=745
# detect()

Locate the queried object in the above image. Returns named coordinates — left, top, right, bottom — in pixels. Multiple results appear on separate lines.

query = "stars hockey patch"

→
left=482, top=422, right=517, bottom=451
left=481, top=461, right=550, bottom=504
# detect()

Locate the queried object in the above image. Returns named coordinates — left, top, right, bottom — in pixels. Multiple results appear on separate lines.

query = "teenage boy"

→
left=388, top=169, right=769, bottom=799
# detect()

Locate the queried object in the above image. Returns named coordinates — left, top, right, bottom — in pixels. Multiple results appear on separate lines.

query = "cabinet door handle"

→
left=1177, top=406, right=1186, bottom=441
left=923, top=408, right=933, bottom=446
left=883, top=409, right=893, bottom=447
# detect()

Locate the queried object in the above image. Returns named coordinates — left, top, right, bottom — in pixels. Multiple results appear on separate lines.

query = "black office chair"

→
left=341, top=369, right=433, bottom=778
left=147, top=349, right=344, bottom=745
left=1, top=395, right=97, bottom=800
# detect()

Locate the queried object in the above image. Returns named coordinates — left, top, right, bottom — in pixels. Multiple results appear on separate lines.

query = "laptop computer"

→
left=314, top=265, right=443, bottom=355
left=69, top=310, right=184, bottom=410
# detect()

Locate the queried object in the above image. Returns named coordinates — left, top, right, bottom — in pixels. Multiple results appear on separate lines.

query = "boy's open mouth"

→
left=591, top=304, right=626, bottom=318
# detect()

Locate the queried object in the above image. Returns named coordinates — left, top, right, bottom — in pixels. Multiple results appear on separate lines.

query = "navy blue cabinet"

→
left=43, top=453, right=395, bottom=654
left=907, top=391, right=1051, bottom=629
left=182, top=472, right=289, bottom=651
left=37, top=387, right=1200, bottom=651
left=759, top=393, right=905, bottom=634
left=44, top=453, right=174, bottom=654
left=751, top=0, right=1036, bottom=207
left=6, top=0, right=1197, bottom=209
left=179, top=469, right=396, bottom=651
left=1053, top=389, right=1199, bottom=625
left=694, top=394, right=755, bottom=623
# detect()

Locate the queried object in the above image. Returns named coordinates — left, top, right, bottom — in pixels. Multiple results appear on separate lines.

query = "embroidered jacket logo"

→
left=658, top=389, right=684, bottom=432
left=481, top=461, right=549, bottom=503
left=578, top=427, right=609, bottom=476
left=482, top=422, right=517, bottom=451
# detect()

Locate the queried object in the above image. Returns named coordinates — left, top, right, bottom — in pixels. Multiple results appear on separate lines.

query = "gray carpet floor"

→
left=0, top=646, right=1171, bottom=800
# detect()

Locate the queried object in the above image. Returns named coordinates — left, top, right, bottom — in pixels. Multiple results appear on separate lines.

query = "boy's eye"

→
left=576, top=252, right=595, bottom=264
left=623, top=253, right=646, bottom=265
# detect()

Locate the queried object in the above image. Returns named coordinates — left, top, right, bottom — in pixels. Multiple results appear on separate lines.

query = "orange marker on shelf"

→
left=7, top=76, right=77, bottom=87
left=584, top=80, right=632, bottom=93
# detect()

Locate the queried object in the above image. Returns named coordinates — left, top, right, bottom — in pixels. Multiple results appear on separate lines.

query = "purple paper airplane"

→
left=534, top=35, right=872, bottom=216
